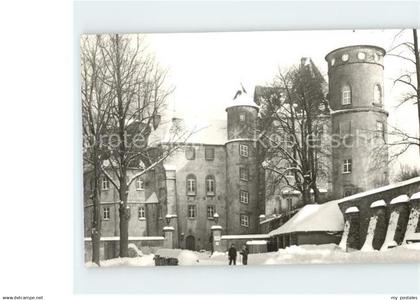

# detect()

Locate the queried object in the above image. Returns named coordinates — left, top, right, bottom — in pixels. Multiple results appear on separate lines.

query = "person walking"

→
left=228, top=244, right=237, bottom=265
left=240, top=245, right=249, bottom=265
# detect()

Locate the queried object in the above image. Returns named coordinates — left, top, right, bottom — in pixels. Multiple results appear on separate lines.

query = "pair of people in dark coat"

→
left=228, top=244, right=249, bottom=265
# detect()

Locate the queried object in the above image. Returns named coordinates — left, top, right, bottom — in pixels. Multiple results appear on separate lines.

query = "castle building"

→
left=84, top=44, right=390, bottom=255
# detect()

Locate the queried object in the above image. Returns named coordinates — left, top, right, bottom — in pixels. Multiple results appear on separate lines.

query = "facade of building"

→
left=162, top=92, right=265, bottom=250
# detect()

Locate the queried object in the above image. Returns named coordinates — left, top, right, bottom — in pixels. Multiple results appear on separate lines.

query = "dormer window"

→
left=342, top=85, right=351, bottom=105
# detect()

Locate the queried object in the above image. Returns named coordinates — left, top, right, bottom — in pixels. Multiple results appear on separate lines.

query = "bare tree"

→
left=394, top=163, right=420, bottom=182
left=95, top=34, right=195, bottom=257
left=257, top=58, right=330, bottom=205
left=388, top=29, right=420, bottom=154
left=81, top=35, right=114, bottom=266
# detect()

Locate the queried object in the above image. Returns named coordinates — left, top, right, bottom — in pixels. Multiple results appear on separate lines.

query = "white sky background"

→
left=142, top=29, right=420, bottom=172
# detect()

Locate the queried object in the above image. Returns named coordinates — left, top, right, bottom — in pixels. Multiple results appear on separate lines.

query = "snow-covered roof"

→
left=334, top=176, right=420, bottom=204
left=148, top=116, right=228, bottom=146
left=269, top=202, right=344, bottom=236
left=410, top=192, right=420, bottom=200
left=345, top=206, right=359, bottom=214
left=84, top=236, right=164, bottom=241
left=226, top=90, right=259, bottom=111
left=370, top=200, right=386, bottom=208
left=221, top=234, right=270, bottom=240
left=282, top=189, right=301, bottom=195
left=281, top=188, right=328, bottom=195
left=259, top=214, right=283, bottom=225
left=246, top=240, right=267, bottom=245
left=390, top=194, right=409, bottom=205
left=211, top=225, right=223, bottom=230
left=163, top=164, right=176, bottom=171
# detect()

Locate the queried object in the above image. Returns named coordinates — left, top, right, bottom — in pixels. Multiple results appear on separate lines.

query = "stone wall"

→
left=84, top=237, right=164, bottom=262
left=338, top=177, right=420, bottom=249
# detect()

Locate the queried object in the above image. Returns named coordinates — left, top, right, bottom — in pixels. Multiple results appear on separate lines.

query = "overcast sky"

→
left=143, top=29, right=420, bottom=170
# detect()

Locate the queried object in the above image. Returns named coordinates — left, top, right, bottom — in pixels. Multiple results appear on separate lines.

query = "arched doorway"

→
left=185, top=235, right=195, bottom=251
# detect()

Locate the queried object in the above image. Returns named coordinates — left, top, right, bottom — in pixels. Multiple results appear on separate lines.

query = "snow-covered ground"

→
left=85, top=243, right=420, bottom=267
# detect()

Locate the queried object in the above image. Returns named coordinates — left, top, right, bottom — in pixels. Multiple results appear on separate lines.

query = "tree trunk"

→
left=91, top=144, right=101, bottom=266
left=413, top=29, right=420, bottom=155
left=311, top=181, right=320, bottom=204
left=119, top=179, right=129, bottom=257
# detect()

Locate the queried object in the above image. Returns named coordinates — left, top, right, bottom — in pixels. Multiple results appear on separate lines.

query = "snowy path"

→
left=86, top=243, right=420, bottom=267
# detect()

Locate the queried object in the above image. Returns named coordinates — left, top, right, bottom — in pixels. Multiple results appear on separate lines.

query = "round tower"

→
left=225, top=89, right=261, bottom=234
left=325, top=45, right=389, bottom=199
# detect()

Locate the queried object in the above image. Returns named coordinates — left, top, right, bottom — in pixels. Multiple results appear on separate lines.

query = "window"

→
left=240, top=214, right=249, bottom=227
left=185, top=147, right=195, bottom=160
left=188, top=205, right=196, bottom=218
left=138, top=206, right=145, bottom=219
left=239, top=144, right=249, bottom=157
left=205, top=147, right=215, bottom=161
left=376, top=121, right=385, bottom=139
left=341, top=53, right=349, bottom=62
left=358, top=52, right=366, bottom=60
left=287, top=198, right=293, bottom=211
left=206, top=175, right=216, bottom=195
left=103, top=207, right=110, bottom=220
left=343, top=159, right=352, bottom=174
left=239, top=113, right=246, bottom=122
left=339, top=120, right=351, bottom=136
left=240, top=190, right=249, bottom=204
left=101, top=177, right=110, bottom=190
left=342, top=85, right=351, bottom=105
left=186, top=174, right=196, bottom=195
left=239, top=167, right=249, bottom=181
left=207, top=205, right=215, bottom=219
left=136, top=178, right=144, bottom=190
left=373, top=84, right=382, bottom=104
left=331, top=58, right=335, bottom=66
left=158, top=205, right=163, bottom=219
